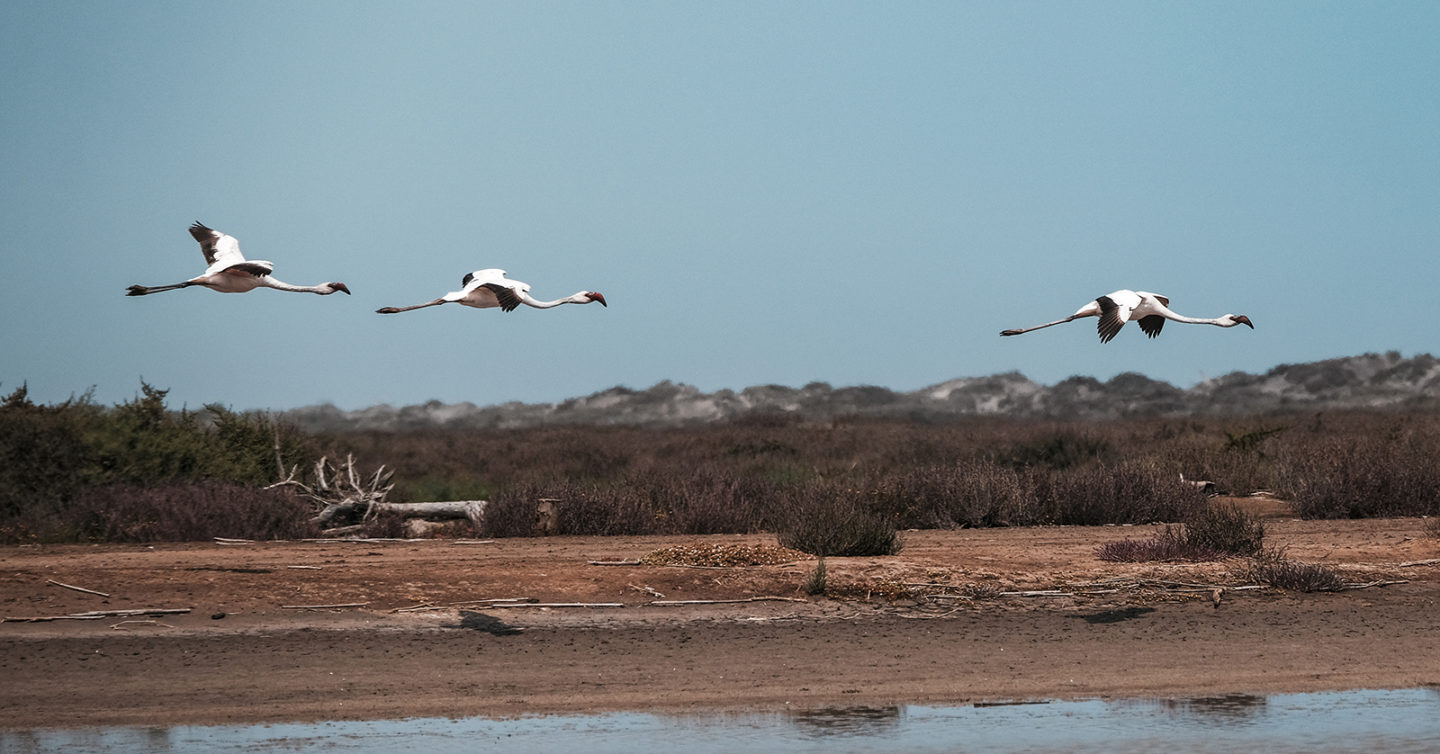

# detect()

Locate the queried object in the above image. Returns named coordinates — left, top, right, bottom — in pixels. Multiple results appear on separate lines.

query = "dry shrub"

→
left=492, top=482, right=659, bottom=537
left=1040, top=462, right=1210, bottom=526
left=1277, top=420, right=1440, bottom=519
left=876, top=462, right=1029, bottom=529
left=1097, top=504, right=1264, bottom=562
left=1242, top=551, right=1346, bottom=592
left=775, top=479, right=902, bottom=557
left=1000, top=430, right=1114, bottom=470
left=1183, top=502, right=1266, bottom=556
left=1096, top=527, right=1224, bottom=562
left=64, top=482, right=317, bottom=543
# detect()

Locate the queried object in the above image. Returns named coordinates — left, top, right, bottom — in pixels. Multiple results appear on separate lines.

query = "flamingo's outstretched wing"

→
left=189, top=222, right=245, bottom=268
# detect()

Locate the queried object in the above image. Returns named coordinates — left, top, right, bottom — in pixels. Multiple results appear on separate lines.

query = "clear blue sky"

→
left=3, top=1, right=1437, bottom=411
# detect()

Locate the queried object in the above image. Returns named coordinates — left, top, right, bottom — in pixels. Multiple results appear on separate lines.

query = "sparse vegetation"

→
left=4, top=384, right=1440, bottom=544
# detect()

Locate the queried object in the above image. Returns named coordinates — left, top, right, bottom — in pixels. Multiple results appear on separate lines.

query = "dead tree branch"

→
left=267, top=454, right=487, bottom=530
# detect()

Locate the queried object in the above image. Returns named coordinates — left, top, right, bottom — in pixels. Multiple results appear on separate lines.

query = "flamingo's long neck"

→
left=518, top=291, right=586, bottom=309
left=260, top=277, right=332, bottom=294
left=1157, top=308, right=1230, bottom=327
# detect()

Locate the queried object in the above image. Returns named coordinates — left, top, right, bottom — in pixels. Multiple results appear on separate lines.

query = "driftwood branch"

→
left=648, top=597, right=808, bottom=606
left=391, top=598, right=536, bottom=613
left=47, top=579, right=110, bottom=598
left=111, top=620, right=176, bottom=630
left=280, top=602, right=370, bottom=610
left=3, top=608, right=191, bottom=623
left=1338, top=579, right=1407, bottom=590
left=480, top=602, right=624, bottom=609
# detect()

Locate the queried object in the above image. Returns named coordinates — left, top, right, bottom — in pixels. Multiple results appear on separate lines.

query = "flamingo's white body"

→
left=375, top=269, right=606, bottom=314
left=126, top=223, right=350, bottom=297
left=1000, top=289, right=1252, bottom=343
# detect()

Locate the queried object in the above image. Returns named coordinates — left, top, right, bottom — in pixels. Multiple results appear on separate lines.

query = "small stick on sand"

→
left=648, top=597, right=807, bottom=606
left=46, top=579, right=110, bottom=598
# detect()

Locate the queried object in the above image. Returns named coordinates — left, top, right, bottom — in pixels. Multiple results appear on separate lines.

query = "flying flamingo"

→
left=1000, top=290, right=1252, bottom=343
left=126, top=222, right=351, bottom=297
left=375, top=269, right=606, bottom=314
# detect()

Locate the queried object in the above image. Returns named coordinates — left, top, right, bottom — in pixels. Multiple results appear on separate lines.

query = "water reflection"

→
left=786, top=705, right=902, bottom=737
left=4, top=688, right=1438, bottom=754
left=1114, top=693, right=1269, bottom=724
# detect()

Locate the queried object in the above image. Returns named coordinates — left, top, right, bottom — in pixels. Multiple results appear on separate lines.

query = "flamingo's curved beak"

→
left=332, top=283, right=352, bottom=295
left=589, top=292, right=607, bottom=307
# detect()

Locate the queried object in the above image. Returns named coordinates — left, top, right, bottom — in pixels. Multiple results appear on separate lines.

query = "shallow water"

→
left=6, top=688, right=1438, bottom=753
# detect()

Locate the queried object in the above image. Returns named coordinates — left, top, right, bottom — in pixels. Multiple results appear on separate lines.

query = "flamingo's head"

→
left=328, top=282, right=352, bottom=295
left=585, top=291, right=607, bottom=307
left=1228, top=314, right=1253, bottom=329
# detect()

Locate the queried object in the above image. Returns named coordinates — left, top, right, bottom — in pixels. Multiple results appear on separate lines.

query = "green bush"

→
left=0, top=383, right=319, bottom=543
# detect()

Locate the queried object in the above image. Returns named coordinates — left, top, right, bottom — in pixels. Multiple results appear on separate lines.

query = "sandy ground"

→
left=2, top=502, right=1438, bottom=730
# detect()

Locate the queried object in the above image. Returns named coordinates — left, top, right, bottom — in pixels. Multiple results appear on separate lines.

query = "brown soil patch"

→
left=2, top=513, right=1438, bottom=730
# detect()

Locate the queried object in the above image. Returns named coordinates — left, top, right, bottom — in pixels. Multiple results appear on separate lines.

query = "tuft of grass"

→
left=805, top=556, right=828, bottom=595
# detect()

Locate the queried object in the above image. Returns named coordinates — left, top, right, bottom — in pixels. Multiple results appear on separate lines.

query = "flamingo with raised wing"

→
left=126, top=223, right=350, bottom=297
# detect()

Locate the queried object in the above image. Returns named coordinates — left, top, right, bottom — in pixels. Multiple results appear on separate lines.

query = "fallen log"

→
left=313, top=499, right=488, bottom=527
left=281, top=602, right=370, bottom=610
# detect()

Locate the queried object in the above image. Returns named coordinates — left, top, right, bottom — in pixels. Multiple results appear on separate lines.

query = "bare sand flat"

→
left=2, top=510, right=1437, bottom=729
